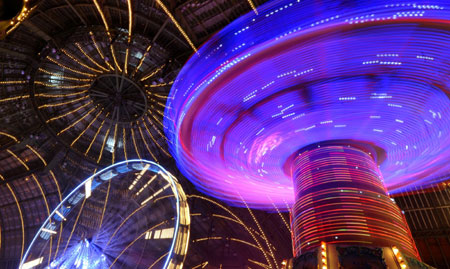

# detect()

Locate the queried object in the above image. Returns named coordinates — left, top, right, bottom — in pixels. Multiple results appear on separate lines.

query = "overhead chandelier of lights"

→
left=32, top=25, right=173, bottom=164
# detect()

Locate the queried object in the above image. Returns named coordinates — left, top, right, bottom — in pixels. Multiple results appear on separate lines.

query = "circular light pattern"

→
left=33, top=27, right=174, bottom=164
left=19, top=160, right=190, bottom=269
left=88, top=74, right=147, bottom=123
left=165, top=0, right=450, bottom=209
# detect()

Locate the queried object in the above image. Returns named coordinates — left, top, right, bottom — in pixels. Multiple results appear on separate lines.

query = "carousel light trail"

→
left=165, top=0, right=450, bottom=261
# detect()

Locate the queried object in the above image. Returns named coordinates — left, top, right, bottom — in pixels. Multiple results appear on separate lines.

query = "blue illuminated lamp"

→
left=20, top=160, right=190, bottom=269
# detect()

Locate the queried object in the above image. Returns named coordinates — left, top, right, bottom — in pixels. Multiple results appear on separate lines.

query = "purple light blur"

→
left=165, top=0, right=450, bottom=209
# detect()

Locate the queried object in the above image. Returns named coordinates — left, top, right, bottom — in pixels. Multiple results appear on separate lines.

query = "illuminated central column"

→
left=291, top=142, right=418, bottom=259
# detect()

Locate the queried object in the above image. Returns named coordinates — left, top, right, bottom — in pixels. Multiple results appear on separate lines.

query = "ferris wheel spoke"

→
left=20, top=161, right=189, bottom=269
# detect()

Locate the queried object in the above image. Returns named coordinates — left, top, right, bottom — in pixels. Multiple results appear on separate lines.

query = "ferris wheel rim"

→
left=19, top=159, right=182, bottom=269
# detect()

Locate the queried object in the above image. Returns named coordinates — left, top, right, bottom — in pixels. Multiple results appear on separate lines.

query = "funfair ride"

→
left=20, top=160, right=190, bottom=269
left=164, top=0, right=450, bottom=268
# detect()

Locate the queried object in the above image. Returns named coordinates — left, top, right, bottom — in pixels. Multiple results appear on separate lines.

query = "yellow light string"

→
left=248, top=259, right=269, bottom=269
left=75, top=43, right=110, bottom=72
left=208, top=213, right=275, bottom=248
left=150, top=92, right=169, bottom=99
left=96, top=127, right=111, bottom=163
left=36, top=90, right=88, bottom=98
left=57, top=106, right=96, bottom=135
left=49, top=171, right=63, bottom=261
left=193, top=211, right=275, bottom=249
left=0, top=95, right=29, bottom=103
left=240, top=195, right=279, bottom=269
left=148, top=253, right=169, bottom=269
left=124, top=48, right=130, bottom=75
left=71, top=110, right=104, bottom=146
left=112, top=124, right=117, bottom=164
left=47, top=57, right=96, bottom=77
left=99, top=179, right=110, bottom=229
left=6, top=5, right=36, bottom=35
left=6, top=21, right=22, bottom=35
left=26, top=145, right=47, bottom=166
left=130, top=127, right=141, bottom=160
left=61, top=48, right=103, bottom=73
left=192, top=262, right=209, bottom=269
left=155, top=0, right=197, bottom=53
left=146, top=94, right=166, bottom=106
left=132, top=44, right=152, bottom=77
left=106, top=203, right=147, bottom=246
left=54, top=223, right=63, bottom=260
left=0, top=131, right=19, bottom=142
left=127, top=0, right=133, bottom=42
left=189, top=195, right=273, bottom=267
left=38, top=68, right=93, bottom=82
left=35, top=81, right=91, bottom=88
left=31, top=174, right=52, bottom=264
left=247, top=0, right=259, bottom=15
left=92, top=0, right=122, bottom=72
left=137, top=124, right=158, bottom=161
left=7, top=149, right=29, bottom=170
left=147, top=108, right=165, bottom=129
left=321, top=242, right=327, bottom=269
left=150, top=105, right=175, bottom=125
left=122, top=127, right=128, bottom=161
left=142, top=118, right=170, bottom=157
left=152, top=194, right=174, bottom=204
left=46, top=233, right=53, bottom=263
left=6, top=183, right=24, bottom=262
left=63, top=198, right=86, bottom=255
left=109, top=222, right=167, bottom=268
left=270, top=200, right=291, bottom=234
left=49, top=171, right=63, bottom=202
left=110, top=45, right=123, bottom=72
left=46, top=100, right=92, bottom=123
left=0, top=80, right=26, bottom=85
left=151, top=104, right=167, bottom=115
left=392, top=246, right=408, bottom=269
left=85, top=117, right=107, bottom=155
left=140, top=64, right=165, bottom=82
left=123, top=0, right=132, bottom=74
left=146, top=108, right=174, bottom=141
left=145, top=81, right=173, bottom=87
left=89, top=31, right=115, bottom=70
left=92, top=0, right=110, bottom=32
left=111, top=124, right=118, bottom=164
left=38, top=96, right=90, bottom=109
left=193, top=236, right=271, bottom=256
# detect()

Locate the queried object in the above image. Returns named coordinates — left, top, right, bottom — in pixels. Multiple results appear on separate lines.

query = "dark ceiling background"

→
left=0, top=0, right=449, bottom=268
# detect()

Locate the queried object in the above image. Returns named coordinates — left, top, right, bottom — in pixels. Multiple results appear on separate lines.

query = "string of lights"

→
left=33, top=17, right=174, bottom=166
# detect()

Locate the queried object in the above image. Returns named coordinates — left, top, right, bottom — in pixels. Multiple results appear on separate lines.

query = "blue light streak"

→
left=20, top=160, right=181, bottom=269
left=164, top=0, right=450, bottom=209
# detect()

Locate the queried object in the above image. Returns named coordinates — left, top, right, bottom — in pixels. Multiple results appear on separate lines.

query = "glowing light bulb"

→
left=392, top=247, right=399, bottom=255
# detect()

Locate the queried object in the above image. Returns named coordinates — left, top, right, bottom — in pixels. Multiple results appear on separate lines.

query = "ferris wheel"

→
left=19, top=160, right=190, bottom=269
